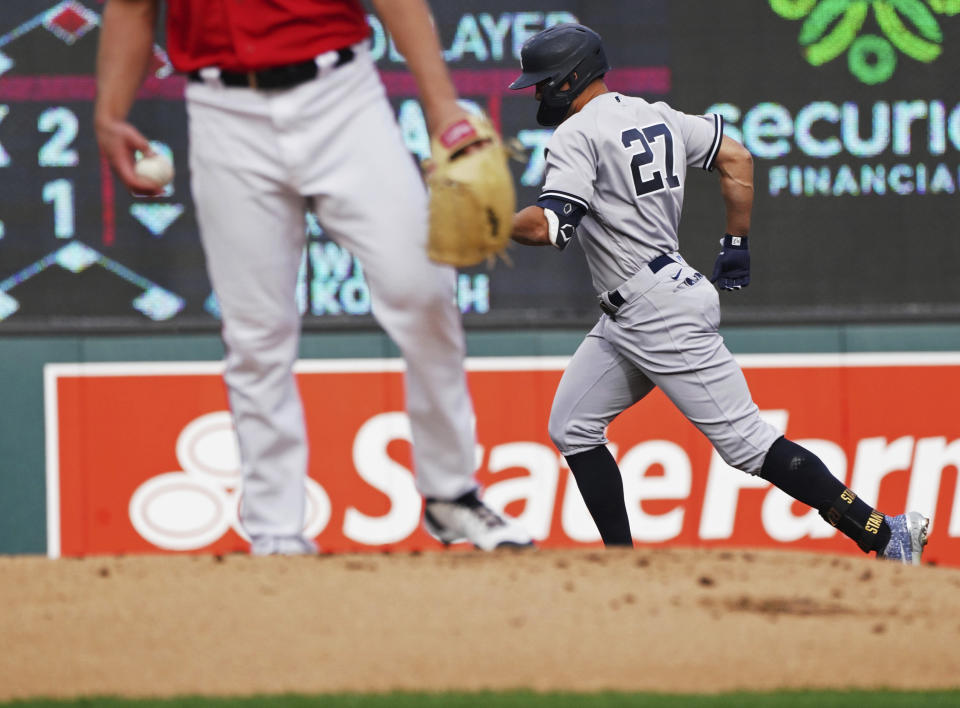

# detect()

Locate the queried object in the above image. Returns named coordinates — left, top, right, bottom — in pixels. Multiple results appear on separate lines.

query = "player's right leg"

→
left=759, top=438, right=929, bottom=564
left=606, top=263, right=928, bottom=563
left=186, top=83, right=315, bottom=556
left=549, top=330, right=655, bottom=546
left=295, top=50, right=530, bottom=549
left=649, top=356, right=928, bottom=563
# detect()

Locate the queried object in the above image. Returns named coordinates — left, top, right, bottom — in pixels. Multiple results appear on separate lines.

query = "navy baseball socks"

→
left=567, top=437, right=928, bottom=560
left=759, top=436, right=892, bottom=555
left=565, top=445, right=634, bottom=547
left=568, top=438, right=891, bottom=551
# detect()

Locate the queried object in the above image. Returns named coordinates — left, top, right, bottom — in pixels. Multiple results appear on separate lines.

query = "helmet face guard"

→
left=535, top=67, right=592, bottom=126
left=536, top=96, right=570, bottom=128
left=509, top=23, right=611, bottom=127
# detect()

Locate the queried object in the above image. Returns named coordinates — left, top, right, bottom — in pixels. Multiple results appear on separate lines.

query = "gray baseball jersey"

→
left=541, top=93, right=721, bottom=292
left=540, top=92, right=779, bottom=474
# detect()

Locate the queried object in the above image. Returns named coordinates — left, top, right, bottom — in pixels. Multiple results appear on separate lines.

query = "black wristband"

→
left=723, top=234, right=749, bottom=249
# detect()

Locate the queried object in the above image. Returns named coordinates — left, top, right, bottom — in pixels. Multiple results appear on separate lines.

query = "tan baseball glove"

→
left=424, top=114, right=516, bottom=267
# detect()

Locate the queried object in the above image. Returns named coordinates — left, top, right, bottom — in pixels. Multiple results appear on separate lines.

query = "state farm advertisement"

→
left=45, top=355, right=960, bottom=566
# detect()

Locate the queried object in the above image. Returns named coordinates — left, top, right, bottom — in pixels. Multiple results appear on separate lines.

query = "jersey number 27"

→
left=620, top=123, right=680, bottom=198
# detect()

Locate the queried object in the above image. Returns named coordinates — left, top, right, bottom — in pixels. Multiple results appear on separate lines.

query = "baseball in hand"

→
left=134, top=154, right=174, bottom=187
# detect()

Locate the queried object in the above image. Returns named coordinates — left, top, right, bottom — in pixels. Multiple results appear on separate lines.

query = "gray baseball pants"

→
left=549, top=253, right=779, bottom=474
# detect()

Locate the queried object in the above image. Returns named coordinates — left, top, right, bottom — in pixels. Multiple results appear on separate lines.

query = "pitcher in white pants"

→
left=95, top=0, right=532, bottom=553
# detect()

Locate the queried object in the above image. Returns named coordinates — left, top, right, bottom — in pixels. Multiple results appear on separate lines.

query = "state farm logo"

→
left=128, top=412, right=330, bottom=550
left=44, top=356, right=960, bottom=564
left=126, top=407, right=960, bottom=553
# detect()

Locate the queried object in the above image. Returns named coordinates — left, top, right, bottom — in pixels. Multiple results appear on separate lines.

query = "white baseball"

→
left=135, top=154, right=175, bottom=187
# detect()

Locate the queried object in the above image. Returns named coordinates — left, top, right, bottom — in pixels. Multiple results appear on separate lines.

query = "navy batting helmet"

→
left=508, top=23, right=610, bottom=126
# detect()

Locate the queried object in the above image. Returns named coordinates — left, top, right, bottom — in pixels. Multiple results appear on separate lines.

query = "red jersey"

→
left=164, top=0, right=371, bottom=73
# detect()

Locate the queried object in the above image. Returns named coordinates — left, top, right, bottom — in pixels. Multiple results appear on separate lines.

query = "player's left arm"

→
left=672, top=106, right=753, bottom=289
left=714, top=135, right=754, bottom=238
left=709, top=134, right=754, bottom=290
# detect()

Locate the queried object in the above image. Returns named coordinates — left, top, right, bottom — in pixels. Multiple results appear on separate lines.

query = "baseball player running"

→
left=95, top=0, right=532, bottom=553
left=508, top=23, right=928, bottom=564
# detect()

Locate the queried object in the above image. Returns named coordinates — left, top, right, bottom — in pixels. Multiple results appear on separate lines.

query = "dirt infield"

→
left=2, top=548, right=959, bottom=700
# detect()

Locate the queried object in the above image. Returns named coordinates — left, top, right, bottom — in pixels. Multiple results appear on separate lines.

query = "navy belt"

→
left=188, top=47, right=354, bottom=90
left=599, top=254, right=676, bottom=315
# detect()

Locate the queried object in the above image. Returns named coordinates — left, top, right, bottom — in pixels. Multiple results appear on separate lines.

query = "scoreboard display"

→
left=0, top=1, right=220, bottom=330
left=0, top=0, right=957, bottom=332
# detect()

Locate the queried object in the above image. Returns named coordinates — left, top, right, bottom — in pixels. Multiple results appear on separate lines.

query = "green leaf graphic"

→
left=801, top=1, right=869, bottom=64
left=876, top=0, right=942, bottom=61
left=799, top=0, right=859, bottom=43
left=889, top=0, right=943, bottom=39
left=929, top=0, right=960, bottom=16
left=770, top=0, right=819, bottom=18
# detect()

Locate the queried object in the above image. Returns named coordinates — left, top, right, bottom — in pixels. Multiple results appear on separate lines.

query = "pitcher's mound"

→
left=2, top=547, right=958, bottom=700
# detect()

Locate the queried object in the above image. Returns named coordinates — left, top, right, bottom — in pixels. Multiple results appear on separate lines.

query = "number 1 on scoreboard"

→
left=42, top=179, right=75, bottom=239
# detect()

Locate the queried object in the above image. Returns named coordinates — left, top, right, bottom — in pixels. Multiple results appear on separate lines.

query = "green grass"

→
left=3, top=692, right=960, bottom=708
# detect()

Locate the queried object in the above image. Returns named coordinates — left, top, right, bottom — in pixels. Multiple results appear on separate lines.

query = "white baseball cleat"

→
left=879, top=512, right=929, bottom=565
left=424, top=490, right=534, bottom=551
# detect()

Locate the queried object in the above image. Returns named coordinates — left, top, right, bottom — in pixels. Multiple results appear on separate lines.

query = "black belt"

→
left=599, top=254, right=676, bottom=314
left=188, top=47, right=355, bottom=90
